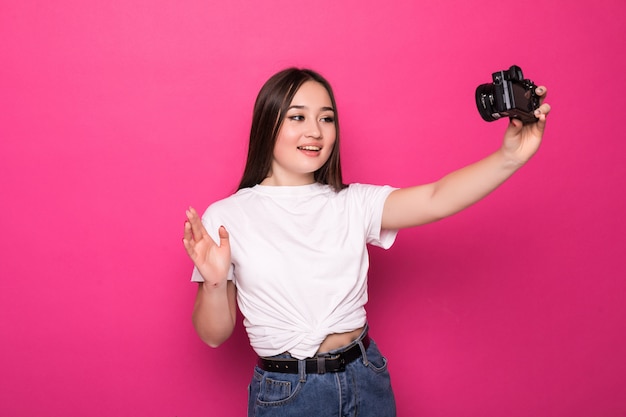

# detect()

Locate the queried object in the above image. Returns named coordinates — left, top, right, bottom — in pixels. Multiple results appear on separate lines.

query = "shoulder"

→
left=343, top=183, right=398, bottom=200
left=202, top=188, right=255, bottom=217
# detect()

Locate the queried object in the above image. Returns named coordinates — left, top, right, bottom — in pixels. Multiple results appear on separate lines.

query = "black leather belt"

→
left=257, top=334, right=370, bottom=374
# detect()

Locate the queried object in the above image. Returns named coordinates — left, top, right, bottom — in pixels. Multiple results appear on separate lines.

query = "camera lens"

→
left=475, top=84, right=499, bottom=122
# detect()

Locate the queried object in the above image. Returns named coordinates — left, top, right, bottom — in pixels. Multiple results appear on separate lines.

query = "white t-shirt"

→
left=191, top=182, right=398, bottom=359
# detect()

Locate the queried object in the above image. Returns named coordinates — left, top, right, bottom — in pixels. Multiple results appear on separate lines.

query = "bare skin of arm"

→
left=383, top=88, right=550, bottom=230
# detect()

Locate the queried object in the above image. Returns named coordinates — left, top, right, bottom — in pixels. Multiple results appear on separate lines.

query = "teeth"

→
left=298, top=146, right=321, bottom=151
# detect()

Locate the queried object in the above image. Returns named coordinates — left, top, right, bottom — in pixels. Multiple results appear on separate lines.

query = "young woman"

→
left=183, top=68, right=550, bottom=416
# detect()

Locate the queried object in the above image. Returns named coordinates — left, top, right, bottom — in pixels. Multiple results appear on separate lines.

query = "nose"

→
left=305, top=119, right=322, bottom=139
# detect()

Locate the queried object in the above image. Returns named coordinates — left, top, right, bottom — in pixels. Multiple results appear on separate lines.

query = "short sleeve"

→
left=348, top=183, right=399, bottom=249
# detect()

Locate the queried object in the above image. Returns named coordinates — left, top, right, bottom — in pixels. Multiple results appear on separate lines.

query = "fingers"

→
left=218, top=225, right=230, bottom=249
left=183, top=219, right=193, bottom=242
left=535, top=86, right=547, bottom=97
left=185, top=207, right=209, bottom=240
left=532, top=86, right=550, bottom=122
left=534, top=102, right=551, bottom=122
left=508, top=117, right=524, bottom=129
left=539, top=102, right=551, bottom=115
left=183, top=207, right=209, bottom=255
left=182, top=227, right=194, bottom=255
left=535, top=86, right=546, bottom=109
left=182, top=207, right=229, bottom=252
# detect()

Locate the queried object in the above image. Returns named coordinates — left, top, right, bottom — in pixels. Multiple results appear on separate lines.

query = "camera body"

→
left=475, top=65, right=540, bottom=124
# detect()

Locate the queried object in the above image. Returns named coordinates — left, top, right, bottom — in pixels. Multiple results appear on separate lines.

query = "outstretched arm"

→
left=382, top=87, right=551, bottom=230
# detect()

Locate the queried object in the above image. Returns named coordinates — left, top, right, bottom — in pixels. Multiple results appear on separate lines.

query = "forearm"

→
left=192, top=281, right=237, bottom=347
left=383, top=149, right=524, bottom=229
left=430, top=148, right=522, bottom=214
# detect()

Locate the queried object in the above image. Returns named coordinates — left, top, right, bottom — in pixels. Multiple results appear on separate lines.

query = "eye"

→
left=321, top=115, right=335, bottom=123
left=288, top=115, right=304, bottom=121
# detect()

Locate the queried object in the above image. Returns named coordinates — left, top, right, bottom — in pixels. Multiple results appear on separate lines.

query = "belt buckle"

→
left=329, top=353, right=347, bottom=372
left=338, top=354, right=347, bottom=371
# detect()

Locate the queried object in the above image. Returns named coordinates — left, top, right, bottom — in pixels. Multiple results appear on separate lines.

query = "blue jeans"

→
left=247, top=337, right=396, bottom=417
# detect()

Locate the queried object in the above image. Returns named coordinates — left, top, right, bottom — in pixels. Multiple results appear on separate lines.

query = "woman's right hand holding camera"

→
left=183, top=207, right=231, bottom=288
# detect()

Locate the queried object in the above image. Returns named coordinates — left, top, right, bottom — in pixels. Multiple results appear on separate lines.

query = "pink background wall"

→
left=1, top=1, right=625, bottom=416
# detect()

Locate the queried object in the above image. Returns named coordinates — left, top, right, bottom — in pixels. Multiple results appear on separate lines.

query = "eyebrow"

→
left=287, top=105, right=335, bottom=112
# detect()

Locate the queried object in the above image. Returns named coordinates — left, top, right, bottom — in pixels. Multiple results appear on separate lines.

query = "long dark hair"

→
left=237, top=68, right=346, bottom=192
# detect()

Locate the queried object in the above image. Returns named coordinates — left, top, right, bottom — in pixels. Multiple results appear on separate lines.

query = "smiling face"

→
left=261, top=81, right=337, bottom=186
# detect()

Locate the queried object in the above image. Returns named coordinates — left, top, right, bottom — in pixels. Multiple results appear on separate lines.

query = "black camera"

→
left=475, top=65, right=540, bottom=124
